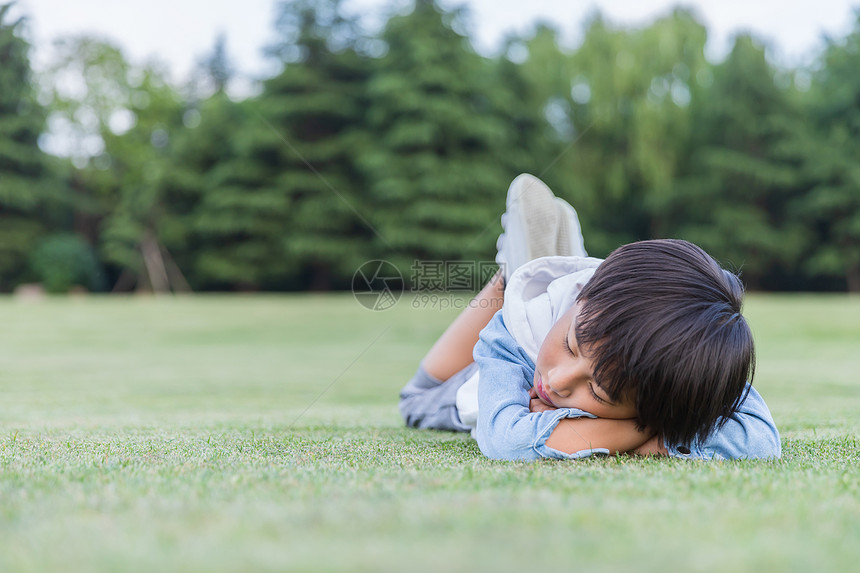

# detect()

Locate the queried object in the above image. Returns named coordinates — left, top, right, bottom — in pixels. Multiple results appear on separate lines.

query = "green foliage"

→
left=670, top=35, right=808, bottom=288
left=97, top=64, right=185, bottom=281
left=0, top=3, right=66, bottom=291
left=43, top=35, right=188, bottom=291
left=562, top=9, right=710, bottom=254
left=0, top=5, right=45, bottom=187
left=157, top=92, right=248, bottom=290
left=798, top=15, right=860, bottom=291
left=29, top=232, right=103, bottom=292
left=176, top=0, right=374, bottom=290
left=7, top=0, right=860, bottom=291
left=360, top=0, right=522, bottom=276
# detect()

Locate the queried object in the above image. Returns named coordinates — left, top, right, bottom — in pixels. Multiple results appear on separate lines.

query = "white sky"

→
left=12, top=0, right=860, bottom=85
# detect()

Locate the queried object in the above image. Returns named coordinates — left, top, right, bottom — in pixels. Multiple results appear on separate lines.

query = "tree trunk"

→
left=140, top=231, right=170, bottom=294
left=309, top=261, right=331, bottom=291
left=160, top=245, right=192, bottom=293
left=846, top=262, right=860, bottom=293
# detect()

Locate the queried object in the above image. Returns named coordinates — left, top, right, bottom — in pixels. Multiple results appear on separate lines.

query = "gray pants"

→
left=398, top=363, right=476, bottom=432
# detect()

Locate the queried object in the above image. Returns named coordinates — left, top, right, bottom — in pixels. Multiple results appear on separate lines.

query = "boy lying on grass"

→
left=399, top=174, right=780, bottom=461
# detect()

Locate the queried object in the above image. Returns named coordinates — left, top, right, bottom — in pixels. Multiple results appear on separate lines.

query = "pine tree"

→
left=155, top=36, right=247, bottom=290
left=0, top=4, right=61, bottom=290
left=263, top=0, right=373, bottom=289
left=160, top=92, right=256, bottom=290
left=203, top=33, right=232, bottom=95
left=360, top=0, right=520, bottom=283
left=189, top=0, right=371, bottom=290
left=492, top=26, right=574, bottom=202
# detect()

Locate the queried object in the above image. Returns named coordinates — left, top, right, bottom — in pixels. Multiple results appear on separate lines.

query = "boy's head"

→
left=575, top=239, right=755, bottom=446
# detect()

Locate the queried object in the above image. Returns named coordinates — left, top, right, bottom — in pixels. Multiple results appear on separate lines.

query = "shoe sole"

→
left=506, top=174, right=560, bottom=262
left=555, top=197, right=587, bottom=258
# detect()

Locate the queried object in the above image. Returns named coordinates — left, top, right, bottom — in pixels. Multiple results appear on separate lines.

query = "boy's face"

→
left=533, top=303, right=637, bottom=419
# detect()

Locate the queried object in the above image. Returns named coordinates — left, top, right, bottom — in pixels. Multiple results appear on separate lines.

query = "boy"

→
left=399, top=174, right=780, bottom=460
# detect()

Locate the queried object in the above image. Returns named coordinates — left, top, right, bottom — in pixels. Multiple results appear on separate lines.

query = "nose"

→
left=546, top=368, right=573, bottom=397
left=547, top=362, right=590, bottom=396
left=546, top=380, right=570, bottom=397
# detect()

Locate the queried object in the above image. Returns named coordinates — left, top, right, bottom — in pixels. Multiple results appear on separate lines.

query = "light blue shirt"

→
left=474, top=312, right=781, bottom=461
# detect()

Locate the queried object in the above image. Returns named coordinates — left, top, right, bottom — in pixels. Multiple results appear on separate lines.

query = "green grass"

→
left=1, top=293, right=858, bottom=572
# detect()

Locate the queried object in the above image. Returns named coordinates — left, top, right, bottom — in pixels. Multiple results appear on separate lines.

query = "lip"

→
left=534, top=375, right=556, bottom=407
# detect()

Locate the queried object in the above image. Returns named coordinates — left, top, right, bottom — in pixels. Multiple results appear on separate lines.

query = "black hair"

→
left=576, top=239, right=754, bottom=447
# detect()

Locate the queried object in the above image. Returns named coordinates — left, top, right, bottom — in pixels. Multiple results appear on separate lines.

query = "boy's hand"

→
left=528, top=387, right=557, bottom=413
left=631, top=433, right=669, bottom=456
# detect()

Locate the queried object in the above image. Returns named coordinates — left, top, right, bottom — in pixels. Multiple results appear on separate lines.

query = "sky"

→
left=13, top=0, right=860, bottom=90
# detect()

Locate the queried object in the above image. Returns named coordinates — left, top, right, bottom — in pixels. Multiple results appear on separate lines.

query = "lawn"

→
left=1, top=293, right=858, bottom=572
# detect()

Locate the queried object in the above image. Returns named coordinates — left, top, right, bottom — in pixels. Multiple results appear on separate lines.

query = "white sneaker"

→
left=554, top=197, right=588, bottom=258
left=495, top=174, right=561, bottom=282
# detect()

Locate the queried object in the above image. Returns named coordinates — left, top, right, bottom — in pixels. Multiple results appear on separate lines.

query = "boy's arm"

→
left=536, top=385, right=780, bottom=459
left=545, top=418, right=653, bottom=454
left=544, top=387, right=783, bottom=459
left=632, top=433, right=670, bottom=455
left=529, top=389, right=659, bottom=454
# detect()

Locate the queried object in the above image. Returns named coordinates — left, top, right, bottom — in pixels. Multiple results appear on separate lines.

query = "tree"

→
left=202, top=33, right=233, bottom=95
left=669, top=35, right=807, bottom=289
left=98, top=63, right=188, bottom=292
left=262, top=0, right=373, bottom=289
left=0, top=4, right=66, bottom=290
left=360, top=0, right=523, bottom=280
left=157, top=90, right=252, bottom=290
left=185, top=0, right=372, bottom=290
left=798, top=15, right=860, bottom=292
left=43, top=36, right=188, bottom=291
left=560, top=9, right=710, bottom=255
left=495, top=25, right=580, bottom=201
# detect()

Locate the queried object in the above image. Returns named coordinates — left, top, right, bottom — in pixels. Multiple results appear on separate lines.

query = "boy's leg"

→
left=414, top=173, right=583, bottom=383
left=400, top=274, right=502, bottom=432
left=399, top=362, right=477, bottom=431
left=420, top=173, right=577, bottom=380
left=421, top=271, right=504, bottom=381
left=400, top=173, right=580, bottom=430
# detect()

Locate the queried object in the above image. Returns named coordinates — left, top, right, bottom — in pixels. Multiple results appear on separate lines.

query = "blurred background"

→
left=3, top=0, right=860, bottom=294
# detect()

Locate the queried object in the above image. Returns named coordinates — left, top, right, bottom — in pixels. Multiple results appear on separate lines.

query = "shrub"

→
left=29, top=234, right=105, bottom=293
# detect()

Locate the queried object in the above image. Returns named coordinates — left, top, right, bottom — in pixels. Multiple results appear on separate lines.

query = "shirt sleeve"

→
left=473, top=312, right=608, bottom=461
left=665, top=385, right=781, bottom=460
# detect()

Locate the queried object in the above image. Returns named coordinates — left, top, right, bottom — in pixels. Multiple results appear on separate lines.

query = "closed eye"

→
left=562, top=332, right=576, bottom=356
left=589, top=383, right=612, bottom=405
